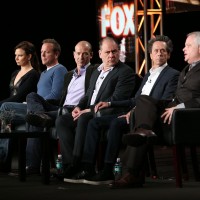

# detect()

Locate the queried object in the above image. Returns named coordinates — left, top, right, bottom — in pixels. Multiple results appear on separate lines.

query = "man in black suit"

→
left=56, top=36, right=137, bottom=179
left=109, top=31, right=200, bottom=188
left=64, top=35, right=180, bottom=185
left=25, top=41, right=97, bottom=174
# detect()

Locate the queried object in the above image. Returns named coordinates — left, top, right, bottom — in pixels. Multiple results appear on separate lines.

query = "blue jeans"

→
left=0, top=102, right=27, bottom=126
left=0, top=102, right=27, bottom=170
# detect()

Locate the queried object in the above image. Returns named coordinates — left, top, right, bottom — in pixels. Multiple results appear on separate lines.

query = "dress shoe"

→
left=84, top=170, right=114, bottom=185
left=109, top=172, right=143, bottom=189
left=25, top=113, right=54, bottom=128
left=64, top=170, right=96, bottom=183
left=26, top=166, right=40, bottom=175
left=122, top=128, right=157, bottom=147
left=63, top=164, right=81, bottom=179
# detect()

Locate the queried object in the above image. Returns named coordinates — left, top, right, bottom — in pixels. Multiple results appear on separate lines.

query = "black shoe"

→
left=84, top=170, right=114, bottom=185
left=26, top=166, right=40, bottom=176
left=64, top=170, right=96, bottom=183
left=25, top=113, right=54, bottom=128
left=63, top=165, right=81, bottom=179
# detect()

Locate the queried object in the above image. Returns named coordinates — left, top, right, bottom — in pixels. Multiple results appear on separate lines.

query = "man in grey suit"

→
left=109, top=31, right=200, bottom=189
left=63, top=35, right=180, bottom=185
left=56, top=36, right=137, bottom=179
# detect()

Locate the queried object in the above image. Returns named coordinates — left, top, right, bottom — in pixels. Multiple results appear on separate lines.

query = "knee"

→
left=0, top=102, right=12, bottom=111
left=111, top=118, right=126, bottom=128
left=26, top=92, right=37, bottom=100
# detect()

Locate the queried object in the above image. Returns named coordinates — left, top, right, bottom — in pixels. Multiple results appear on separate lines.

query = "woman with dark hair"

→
left=0, top=41, right=40, bottom=172
left=0, top=41, right=41, bottom=106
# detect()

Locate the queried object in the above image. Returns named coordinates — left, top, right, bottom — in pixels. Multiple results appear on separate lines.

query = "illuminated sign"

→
left=100, top=3, right=135, bottom=37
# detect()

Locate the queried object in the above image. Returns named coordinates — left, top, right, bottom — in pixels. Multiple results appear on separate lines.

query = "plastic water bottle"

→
left=56, top=154, right=63, bottom=175
left=113, top=157, right=122, bottom=180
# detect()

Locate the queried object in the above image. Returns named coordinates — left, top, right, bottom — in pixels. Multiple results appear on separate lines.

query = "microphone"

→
left=100, top=76, right=104, bottom=79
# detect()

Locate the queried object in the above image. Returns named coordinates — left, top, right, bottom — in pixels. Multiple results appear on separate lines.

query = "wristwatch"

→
left=107, top=102, right=111, bottom=107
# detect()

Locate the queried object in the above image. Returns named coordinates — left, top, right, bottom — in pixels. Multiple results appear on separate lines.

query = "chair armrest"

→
left=57, top=107, right=69, bottom=116
left=129, top=108, right=135, bottom=131
left=170, top=108, right=200, bottom=144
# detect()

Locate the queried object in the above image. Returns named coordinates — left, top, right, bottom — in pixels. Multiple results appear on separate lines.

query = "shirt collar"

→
left=73, top=63, right=90, bottom=77
left=97, top=64, right=114, bottom=72
left=190, top=60, right=200, bottom=68
left=149, top=62, right=167, bottom=74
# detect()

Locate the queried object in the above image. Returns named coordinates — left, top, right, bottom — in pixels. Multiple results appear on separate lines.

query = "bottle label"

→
left=56, top=162, right=62, bottom=169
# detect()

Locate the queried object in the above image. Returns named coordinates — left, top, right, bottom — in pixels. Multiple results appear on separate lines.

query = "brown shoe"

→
left=122, top=128, right=157, bottom=147
left=109, top=172, right=143, bottom=189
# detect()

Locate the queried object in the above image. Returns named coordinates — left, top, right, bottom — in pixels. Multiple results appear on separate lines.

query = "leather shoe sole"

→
left=25, top=113, right=54, bottom=128
left=108, top=172, right=144, bottom=189
left=123, top=132, right=157, bottom=147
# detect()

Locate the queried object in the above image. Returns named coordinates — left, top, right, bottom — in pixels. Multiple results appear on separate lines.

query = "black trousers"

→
left=81, top=114, right=129, bottom=166
left=55, top=112, right=94, bottom=166
left=122, top=95, right=173, bottom=176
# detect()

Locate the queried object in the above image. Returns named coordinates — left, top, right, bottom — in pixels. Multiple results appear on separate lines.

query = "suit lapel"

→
left=95, top=66, right=119, bottom=102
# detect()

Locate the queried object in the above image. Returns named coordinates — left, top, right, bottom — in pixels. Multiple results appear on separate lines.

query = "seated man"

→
left=24, top=41, right=97, bottom=173
left=109, top=31, right=200, bottom=189
left=63, top=35, right=180, bottom=185
left=0, top=38, right=67, bottom=173
left=55, top=36, right=137, bottom=180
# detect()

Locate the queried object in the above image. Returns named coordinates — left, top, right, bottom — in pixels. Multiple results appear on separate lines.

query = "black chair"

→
left=130, top=108, right=200, bottom=188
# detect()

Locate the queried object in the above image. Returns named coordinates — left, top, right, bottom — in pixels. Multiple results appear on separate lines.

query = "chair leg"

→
left=179, top=145, right=189, bottom=181
left=144, top=154, right=150, bottom=177
left=172, top=145, right=183, bottom=188
left=190, top=145, right=200, bottom=181
left=147, top=145, right=158, bottom=179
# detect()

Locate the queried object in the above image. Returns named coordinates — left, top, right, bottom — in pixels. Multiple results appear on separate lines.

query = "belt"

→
left=64, top=105, right=76, bottom=108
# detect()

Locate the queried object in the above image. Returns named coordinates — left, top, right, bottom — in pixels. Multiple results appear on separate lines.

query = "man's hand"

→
left=72, top=107, right=81, bottom=119
left=94, top=101, right=109, bottom=113
left=118, top=111, right=131, bottom=124
left=73, top=108, right=91, bottom=121
left=161, top=106, right=176, bottom=124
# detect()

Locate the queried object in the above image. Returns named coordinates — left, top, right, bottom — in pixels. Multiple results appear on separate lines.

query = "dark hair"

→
left=14, top=41, right=41, bottom=72
left=148, top=35, right=173, bottom=54
left=42, top=38, right=61, bottom=56
left=99, top=36, right=120, bottom=50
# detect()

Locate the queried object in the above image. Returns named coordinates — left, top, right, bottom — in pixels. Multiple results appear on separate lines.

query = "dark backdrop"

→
left=164, top=11, right=200, bottom=72
left=0, top=1, right=199, bottom=100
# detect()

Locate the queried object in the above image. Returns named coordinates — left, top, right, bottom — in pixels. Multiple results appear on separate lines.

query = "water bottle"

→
left=56, top=154, right=63, bottom=176
left=113, top=157, right=122, bottom=180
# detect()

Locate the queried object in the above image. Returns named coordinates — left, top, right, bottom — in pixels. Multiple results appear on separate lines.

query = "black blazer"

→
left=77, top=61, right=136, bottom=110
left=58, top=64, right=97, bottom=106
left=111, top=65, right=180, bottom=108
